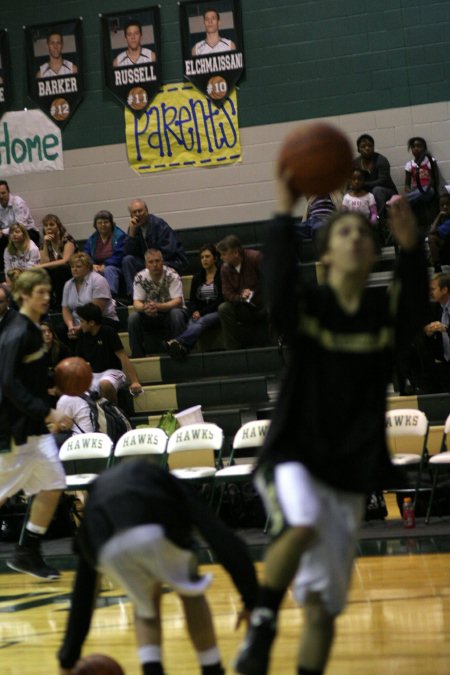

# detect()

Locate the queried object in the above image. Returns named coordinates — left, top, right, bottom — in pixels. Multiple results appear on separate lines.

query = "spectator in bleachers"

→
left=61, top=252, right=119, bottom=342
left=40, top=321, right=72, bottom=406
left=38, top=214, right=77, bottom=308
left=415, top=273, right=450, bottom=393
left=353, top=134, right=397, bottom=214
left=52, top=393, right=95, bottom=447
left=342, top=169, right=378, bottom=224
left=122, top=199, right=187, bottom=299
left=427, top=192, right=450, bottom=272
left=294, top=191, right=341, bottom=241
left=128, top=248, right=187, bottom=357
left=4, top=223, right=40, bottom=273
left=83, top=210, right=127, bottom=301
left=0, top=180, right=40, bottom=244
left=216, top=235, right=268, bottom=350
left=76, top=303, right=142, bottom=405
left=166, top=243, right=223, bottom=359
left=404, top=137, right=439, bottom=215
left=2, top=268, right=23, bottom=310
left=0, top=285, right=17, bottom=337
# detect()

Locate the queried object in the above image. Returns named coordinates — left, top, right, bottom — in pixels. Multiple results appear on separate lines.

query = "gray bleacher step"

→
left=133, top=374, right=271, bottom=415
left=130, top=347, right=282, bottom=385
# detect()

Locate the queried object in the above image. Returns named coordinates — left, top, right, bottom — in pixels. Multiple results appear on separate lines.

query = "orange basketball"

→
left=54, top=357, right=93, bottom=396
left=72, top=653, right=125, bottom=674
left=278, top=122, right=353, bottom=197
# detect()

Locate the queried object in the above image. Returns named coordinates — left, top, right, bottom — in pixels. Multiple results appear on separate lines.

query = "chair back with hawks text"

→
left=59, top=432, right=114, bottom=490
left=113, top=428, right=168, bottom=467
left=216, top=419, right=271, bottom=481
left=385, top=408, right=429, bottom=507
left=166, top=423, right=224, bottom=481
left=425, top=412, right=450, bottom=523
left=214, top=419, right=271, bottom=515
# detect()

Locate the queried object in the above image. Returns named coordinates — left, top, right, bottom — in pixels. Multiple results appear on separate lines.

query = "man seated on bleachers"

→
left=216, top=235, right=269, bottom=350
left=415, top=273, right=450, bottom=393
left=122, top=198, right=187, bottom=300
left=128, top=248, right=187, bottom=357
left=76, top=302, right=142, bottom=405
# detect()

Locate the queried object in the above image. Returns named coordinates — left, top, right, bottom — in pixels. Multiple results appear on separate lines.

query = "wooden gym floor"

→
left=1, top=495, right=450, bottom=674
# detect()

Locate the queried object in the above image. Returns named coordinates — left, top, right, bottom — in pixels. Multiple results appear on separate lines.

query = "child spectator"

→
left=342, top=169, right=378, bottom=225
left=295, top=191, right=342, bottom=238
left=405, top=137, right=439, bottom=207
left=428, top=192, right=450, bottom=272
left=4, top=223, right=40, bottom=273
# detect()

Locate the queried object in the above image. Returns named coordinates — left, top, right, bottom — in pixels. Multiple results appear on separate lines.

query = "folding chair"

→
left=166, top=423, right=224, bottom=501
left=214, top=420, right=271, bottom=513
left=59, top=432, right=114, bottom=490
left=425, top=413, right=450, bottom=523
left=385, top=409, right=430, bottom=509
left=113, top=428, right=168, bottom=467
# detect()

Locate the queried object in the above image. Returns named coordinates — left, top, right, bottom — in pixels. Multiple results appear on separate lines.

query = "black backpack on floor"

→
left=81, top=393, right=132, bottom=444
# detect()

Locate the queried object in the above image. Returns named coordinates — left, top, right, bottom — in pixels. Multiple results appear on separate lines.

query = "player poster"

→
left=101, top=6, right=162, bottom=116
left=24, top=19, right=83, bottom=128
left=179, top=0, right=244, bottom=107
left=0, top=30, right=12, bottom=117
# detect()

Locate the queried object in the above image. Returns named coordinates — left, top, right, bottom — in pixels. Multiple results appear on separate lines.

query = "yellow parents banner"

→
left=125, top=82, right=241, bottom=173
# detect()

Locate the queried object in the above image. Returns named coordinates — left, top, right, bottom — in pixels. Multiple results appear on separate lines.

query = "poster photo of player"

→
left=24, top=19, right=83, bottom=128
left=101, top=6, right=162, bottom=115
left=180, top=0, right=244, bottom=107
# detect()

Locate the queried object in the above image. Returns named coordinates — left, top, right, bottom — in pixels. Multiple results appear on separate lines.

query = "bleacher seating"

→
left=60, top=220, right=442, bottom=467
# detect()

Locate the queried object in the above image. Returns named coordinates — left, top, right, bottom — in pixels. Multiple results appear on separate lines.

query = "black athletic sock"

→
left=298, top=667, right=323, bottom=675
left=201, top=664, right=225, bottom=675
left=20, top=528, right=44, bottom=552
left=142, top=662, right=165, bottom=675
left=257, top=585, right=285, bottom=614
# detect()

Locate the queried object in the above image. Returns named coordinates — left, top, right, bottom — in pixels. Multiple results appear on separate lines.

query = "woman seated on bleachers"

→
left=3, top=223, right=40, bottom=273
left=165, top=243, right=223, bottom=359
left=83, top=210, right=128, bottom=301
left=61, top=252, right=119, bottom=343
left=37, top=214, right=77, bottom=308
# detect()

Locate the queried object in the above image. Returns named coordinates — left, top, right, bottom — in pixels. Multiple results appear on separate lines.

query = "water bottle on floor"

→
left=403, top=497, right=415, bottom=529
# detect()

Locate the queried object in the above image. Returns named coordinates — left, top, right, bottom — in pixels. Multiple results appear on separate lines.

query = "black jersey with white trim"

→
left=0, top=313, right=51, bottom=448
left=258, top=215, right=429, bottom=493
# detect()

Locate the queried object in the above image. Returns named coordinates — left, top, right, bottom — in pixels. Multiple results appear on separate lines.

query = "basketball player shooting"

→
left=234, top=124, right=429, bottom=674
